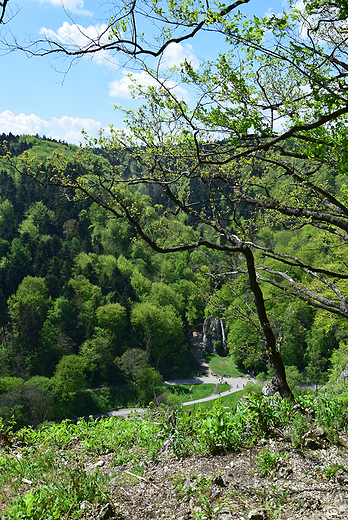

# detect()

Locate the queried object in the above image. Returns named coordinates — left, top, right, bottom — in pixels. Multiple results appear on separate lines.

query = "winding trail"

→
left=164, top=375, right=251, bottom=406
left=80, top=333, right=253, bottom=419
left=82, top=374, right=252, bottom=420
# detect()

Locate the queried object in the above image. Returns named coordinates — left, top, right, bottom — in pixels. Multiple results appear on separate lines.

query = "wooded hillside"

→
left=0, top=132, right=347, bottom=424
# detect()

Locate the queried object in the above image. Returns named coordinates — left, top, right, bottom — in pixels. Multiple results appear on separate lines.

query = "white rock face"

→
left=203, top=316, right=227, bottom=355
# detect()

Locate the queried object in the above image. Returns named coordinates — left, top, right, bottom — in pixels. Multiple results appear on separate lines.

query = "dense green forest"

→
left=0, top=133, right=209, bottom=424
left=0, top=133, right=347, bottom=426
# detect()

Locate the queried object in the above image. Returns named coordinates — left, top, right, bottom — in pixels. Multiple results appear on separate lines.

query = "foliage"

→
left=28, top=0, right=348, bottom=398
left=8, top=276, right=49, bottom=319
left=243, top=393, right=293, bottom=432
left=2, top=0, right=348, bottom=408
left=324, top=463, right=346, bottom=481
left=116, top=348, right=163, bottom=405
left=0, top=138, right=209, bottom=418
left=284, top=366, right=303, bottom=393
left=255, top=449, right=282, bottom=478
left=50, top=355, right=88, bottom=417
left=328, top=341, right=348, bottom=394
left=131, top=301, right=185, bottom=368
left=3, top=464, right=108, bottom=519
left=95, top=303, right=127, bottom=335
left=0, top=386, right=347, bottom=516
left=0, top=377, right=23, bottom=395
left=290, top=411, right=310, bottom=447
left=79, top=335, right=114, bottom=383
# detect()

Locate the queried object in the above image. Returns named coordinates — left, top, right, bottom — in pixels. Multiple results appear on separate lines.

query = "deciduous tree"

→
left=5, top=0, right=348, bottom=398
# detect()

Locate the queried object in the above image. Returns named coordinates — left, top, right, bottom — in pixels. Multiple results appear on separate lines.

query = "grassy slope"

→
left=1, top=136, right=79, bottom=178
left=207, top=353, right=243, bottom=377
left=1, top=388, right=348, bottom=519
left=184, top=382, right=262, bottom=411
left=162, top=383, right=230, bottom=404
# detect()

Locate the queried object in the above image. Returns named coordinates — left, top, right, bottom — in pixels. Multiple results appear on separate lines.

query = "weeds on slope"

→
left=1, top=390, right=348, bottom=518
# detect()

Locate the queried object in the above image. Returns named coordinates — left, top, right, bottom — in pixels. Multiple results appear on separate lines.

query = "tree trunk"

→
left=243, top=245, right=294, bottom=401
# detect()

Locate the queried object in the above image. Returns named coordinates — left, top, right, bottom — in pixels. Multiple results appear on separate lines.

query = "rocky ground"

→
left=77, top=429, right=348, bottom=520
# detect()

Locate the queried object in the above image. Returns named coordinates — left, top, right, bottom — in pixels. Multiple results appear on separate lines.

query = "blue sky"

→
left=0, top=0, right=287, bottom=144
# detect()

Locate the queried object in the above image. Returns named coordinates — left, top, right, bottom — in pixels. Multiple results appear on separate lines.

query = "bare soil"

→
left=80, top=433, right=348, bottom=520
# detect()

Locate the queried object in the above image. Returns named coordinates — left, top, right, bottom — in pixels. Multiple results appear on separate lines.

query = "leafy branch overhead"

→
left=5, top=0, right=251, bottom=60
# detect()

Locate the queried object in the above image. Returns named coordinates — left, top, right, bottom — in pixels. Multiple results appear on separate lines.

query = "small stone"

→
left=212, top=475, right=226, bottom=487
left=183, top=476, right=193, bottom=493
left=338, top=434, right=348, bottom=447
left=22, top=478, right=33, bottom=485
left=215, top=506, right=233, bottom=520
left=248, top=508, right=267, bottom=520
left=338, top=501, right=348, bottom=512
left=211, top=485, right=222, bottom=499
left=301, top=430, right=325, bottom=450
left=278, top=466, right=293, bottom=479
left=262, top=380, right=279, bottom=397
left=292, top=403, right=302, bottom=413
left=80, top=500, right=92, bottom=510
left=298, top=496, right=321, bottom=510
left=95, top=460, right=105, bottom=467
left=314, top=427, right=326, bottom=439
left=98, top=502, right=115, bottom=520
left=336, top=469, right=348, bottom=485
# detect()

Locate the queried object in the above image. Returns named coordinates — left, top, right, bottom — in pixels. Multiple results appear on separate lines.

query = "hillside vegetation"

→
left=0, top=133, right=347, bottom=424
left=1, top=390, right=348, bottom=519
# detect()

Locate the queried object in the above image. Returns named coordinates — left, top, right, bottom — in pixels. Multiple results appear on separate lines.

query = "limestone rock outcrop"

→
left=203, top=316, right=228, bottom=356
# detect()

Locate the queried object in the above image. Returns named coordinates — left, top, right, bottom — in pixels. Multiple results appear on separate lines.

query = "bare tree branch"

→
left=0, top=0, right=9, bottom=24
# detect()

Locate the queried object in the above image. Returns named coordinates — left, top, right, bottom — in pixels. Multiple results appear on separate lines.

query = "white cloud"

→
left=0, top=110, right=102, bottom=144
left=49, top=115, right=101, bottom=142
left=0, top=110, right=50, bottom=135
left=161, top=43, right=199, bottom=69
left=39, top=22, right=117, bottom=67
left=109, top=70, right=188, bottom=99
left=38, top=0, right=93, bottom=16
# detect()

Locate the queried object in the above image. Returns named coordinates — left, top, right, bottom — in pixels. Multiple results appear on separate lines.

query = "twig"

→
left=125, top=470, right=160, bottom=489
left=125, top=470, right=147, bottom=481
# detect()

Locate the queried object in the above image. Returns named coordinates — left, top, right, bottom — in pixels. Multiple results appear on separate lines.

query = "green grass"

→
left=217, top=383, right=230, bottom=393
left=184, top=382, right=262, bottom=411
left=163, top=383, right=217, bottom=404
left=18, top=135, right=78, bottom=162
left=184, top=388, right=245, bottom=411
left=206, top=353, right=242, bottom=377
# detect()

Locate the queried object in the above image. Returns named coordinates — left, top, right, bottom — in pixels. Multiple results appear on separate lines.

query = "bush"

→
left=0, top=377, right=24, bottom=395
left=213, top=340, right=225, bottom=356
left=0, top=383, right=54, bottom=428
left=255, top=372, right=267, bottom=384
left=256, top=449, right=281, bottom=477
